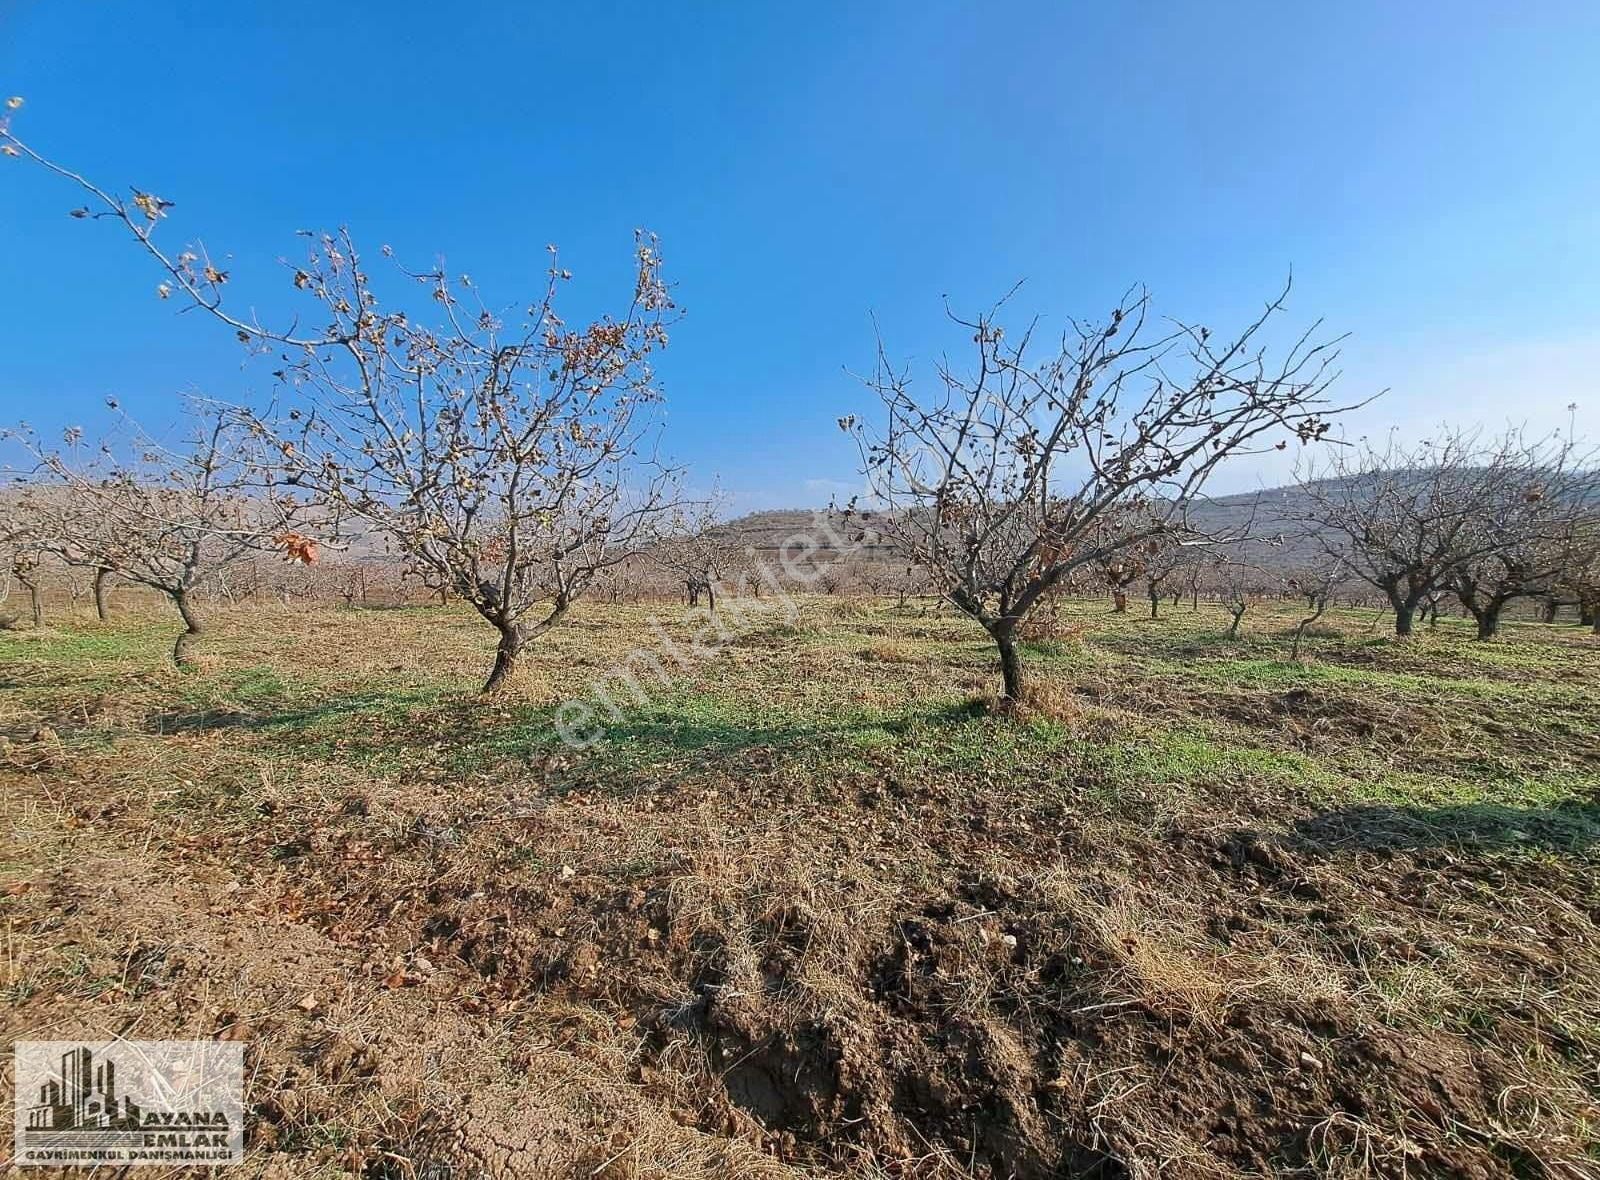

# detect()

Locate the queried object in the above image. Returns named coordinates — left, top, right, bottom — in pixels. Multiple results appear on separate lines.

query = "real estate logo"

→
left=12, top=1040, right=243, bottom=1167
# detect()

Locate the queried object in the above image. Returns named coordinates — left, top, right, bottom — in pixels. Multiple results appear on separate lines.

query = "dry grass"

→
left=2, top=594, right=1597, bottom=1178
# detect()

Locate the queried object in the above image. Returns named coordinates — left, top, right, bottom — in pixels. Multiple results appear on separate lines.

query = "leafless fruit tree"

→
left=1298, top=432, right=1487, bottom=637
left=1558, top=516, right=1600, bottom=633
left=1138, top=530, right=1198, bottom=619
left=651, top=497, right=746, bottom=614
left=255, top=234, right=682, bottom=692
left=1284, top=555, right=1347, bottom=659
left=842, top=280, right=1355, bottom=699
left=5, top=403, right=321, bottom=664
left=1207, top=546, right=1271, bottom=641
left=852, top=553, right=935, bottom=610
left=0, top=509, right=45, bottom=628
left=2, top=478, right=123, bottom=624
left=1444, top=429, right=1595, bottom=640
left=1299, top=426, right=1595, bottom=639
left=1093, top=524, right=1197, bottom=617
left=0, top=114, right=684, bottom=692
left=1098, top=544, right=1144, bottom=614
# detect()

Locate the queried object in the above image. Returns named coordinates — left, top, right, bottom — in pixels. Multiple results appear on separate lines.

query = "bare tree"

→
left=261, top=238, right=681, bottom=692
left=591, top=555, right=647, bottom=606
left=1098, top=547, right=1143, bottom=614
left=1221, top=584, right=1250, bottom=639
left=1183, top=556, right=1206, bottom=611
left=3, top=482, right=125, bottom=623
left=843, top=280, right=1355, bottom=700
left=1285, top=556, right=1347, bottom=660
left=1140, top=532, right=1196, bottom=619
left=651, top=498, right=744, bottom=614
left=7, top=404, right=321, bottom=664
left=1299, top=430, right=1501, bottom=637
left=1301, top=427, right=1595, bottom=640
left=855, top=557, right=935, bottom=611
left=1417, top=585, right=1448, bottom=629
left=0, top=505, right=46, bottom=628
left=0, top=536, right=14, bottom=628
left=1210, top=550, right=1267, bottom=641
left=1, top=113, right=683, bottom=692
left=1559, top=516, right=1600, bottom=634
left=1095, top=527, right=1195, bottom=618
left=1444, top=429, right=1595, bottom=640
left=12, top=547, right=43, bottom=629
left=854, top=560, right=898, bottom=601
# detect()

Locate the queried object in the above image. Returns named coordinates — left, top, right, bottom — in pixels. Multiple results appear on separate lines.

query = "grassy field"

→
left=2, top=596, right=1597, bottom=1178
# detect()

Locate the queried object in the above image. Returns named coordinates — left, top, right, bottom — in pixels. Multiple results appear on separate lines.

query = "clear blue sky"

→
left=3, top=2, right=1598, bottom=507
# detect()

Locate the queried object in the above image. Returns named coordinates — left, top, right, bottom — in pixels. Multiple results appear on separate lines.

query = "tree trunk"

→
left=705, top=580, right=716, bottom=616
left=483, top=622, right=527, bottom=694
left=993, top=625, right=1023, bottom=701
left=1474, top=604, right=1502, bottom=641
left=1226, top=607, right=1245, bottom=640
left=1290, top=597, right=1328, bottom=661
left=172, top=589, right=204, bottom=666
left=1111, top=591, right=1127, bottom=613
left=1290, top=624, right=1307, bottom=660
left=1541, top=598, right=1558, bottom=624
left=93, top=567, right=112, bottom=622
left=1393, top=601, right=1415, bottom=637
left=1148, top=589, right=1160, bottom=619
left=26, top=580, right=42, bottom=629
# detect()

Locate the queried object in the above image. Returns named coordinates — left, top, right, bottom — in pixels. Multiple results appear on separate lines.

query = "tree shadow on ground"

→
left=148, top=708, right=261, bottom=734
left=1287, top=800, right=1600, bottom=854
left=1089, top=629, right=1278, bottom=663
left=583, top=697, right=987, bottom=757
left=145, top=686, right=991, bottom=785
left=146, top=691, right=438, bottom=736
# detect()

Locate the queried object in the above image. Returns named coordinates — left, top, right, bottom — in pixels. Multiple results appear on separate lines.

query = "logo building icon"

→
left=13, top=1040, right=243, bottom=1167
